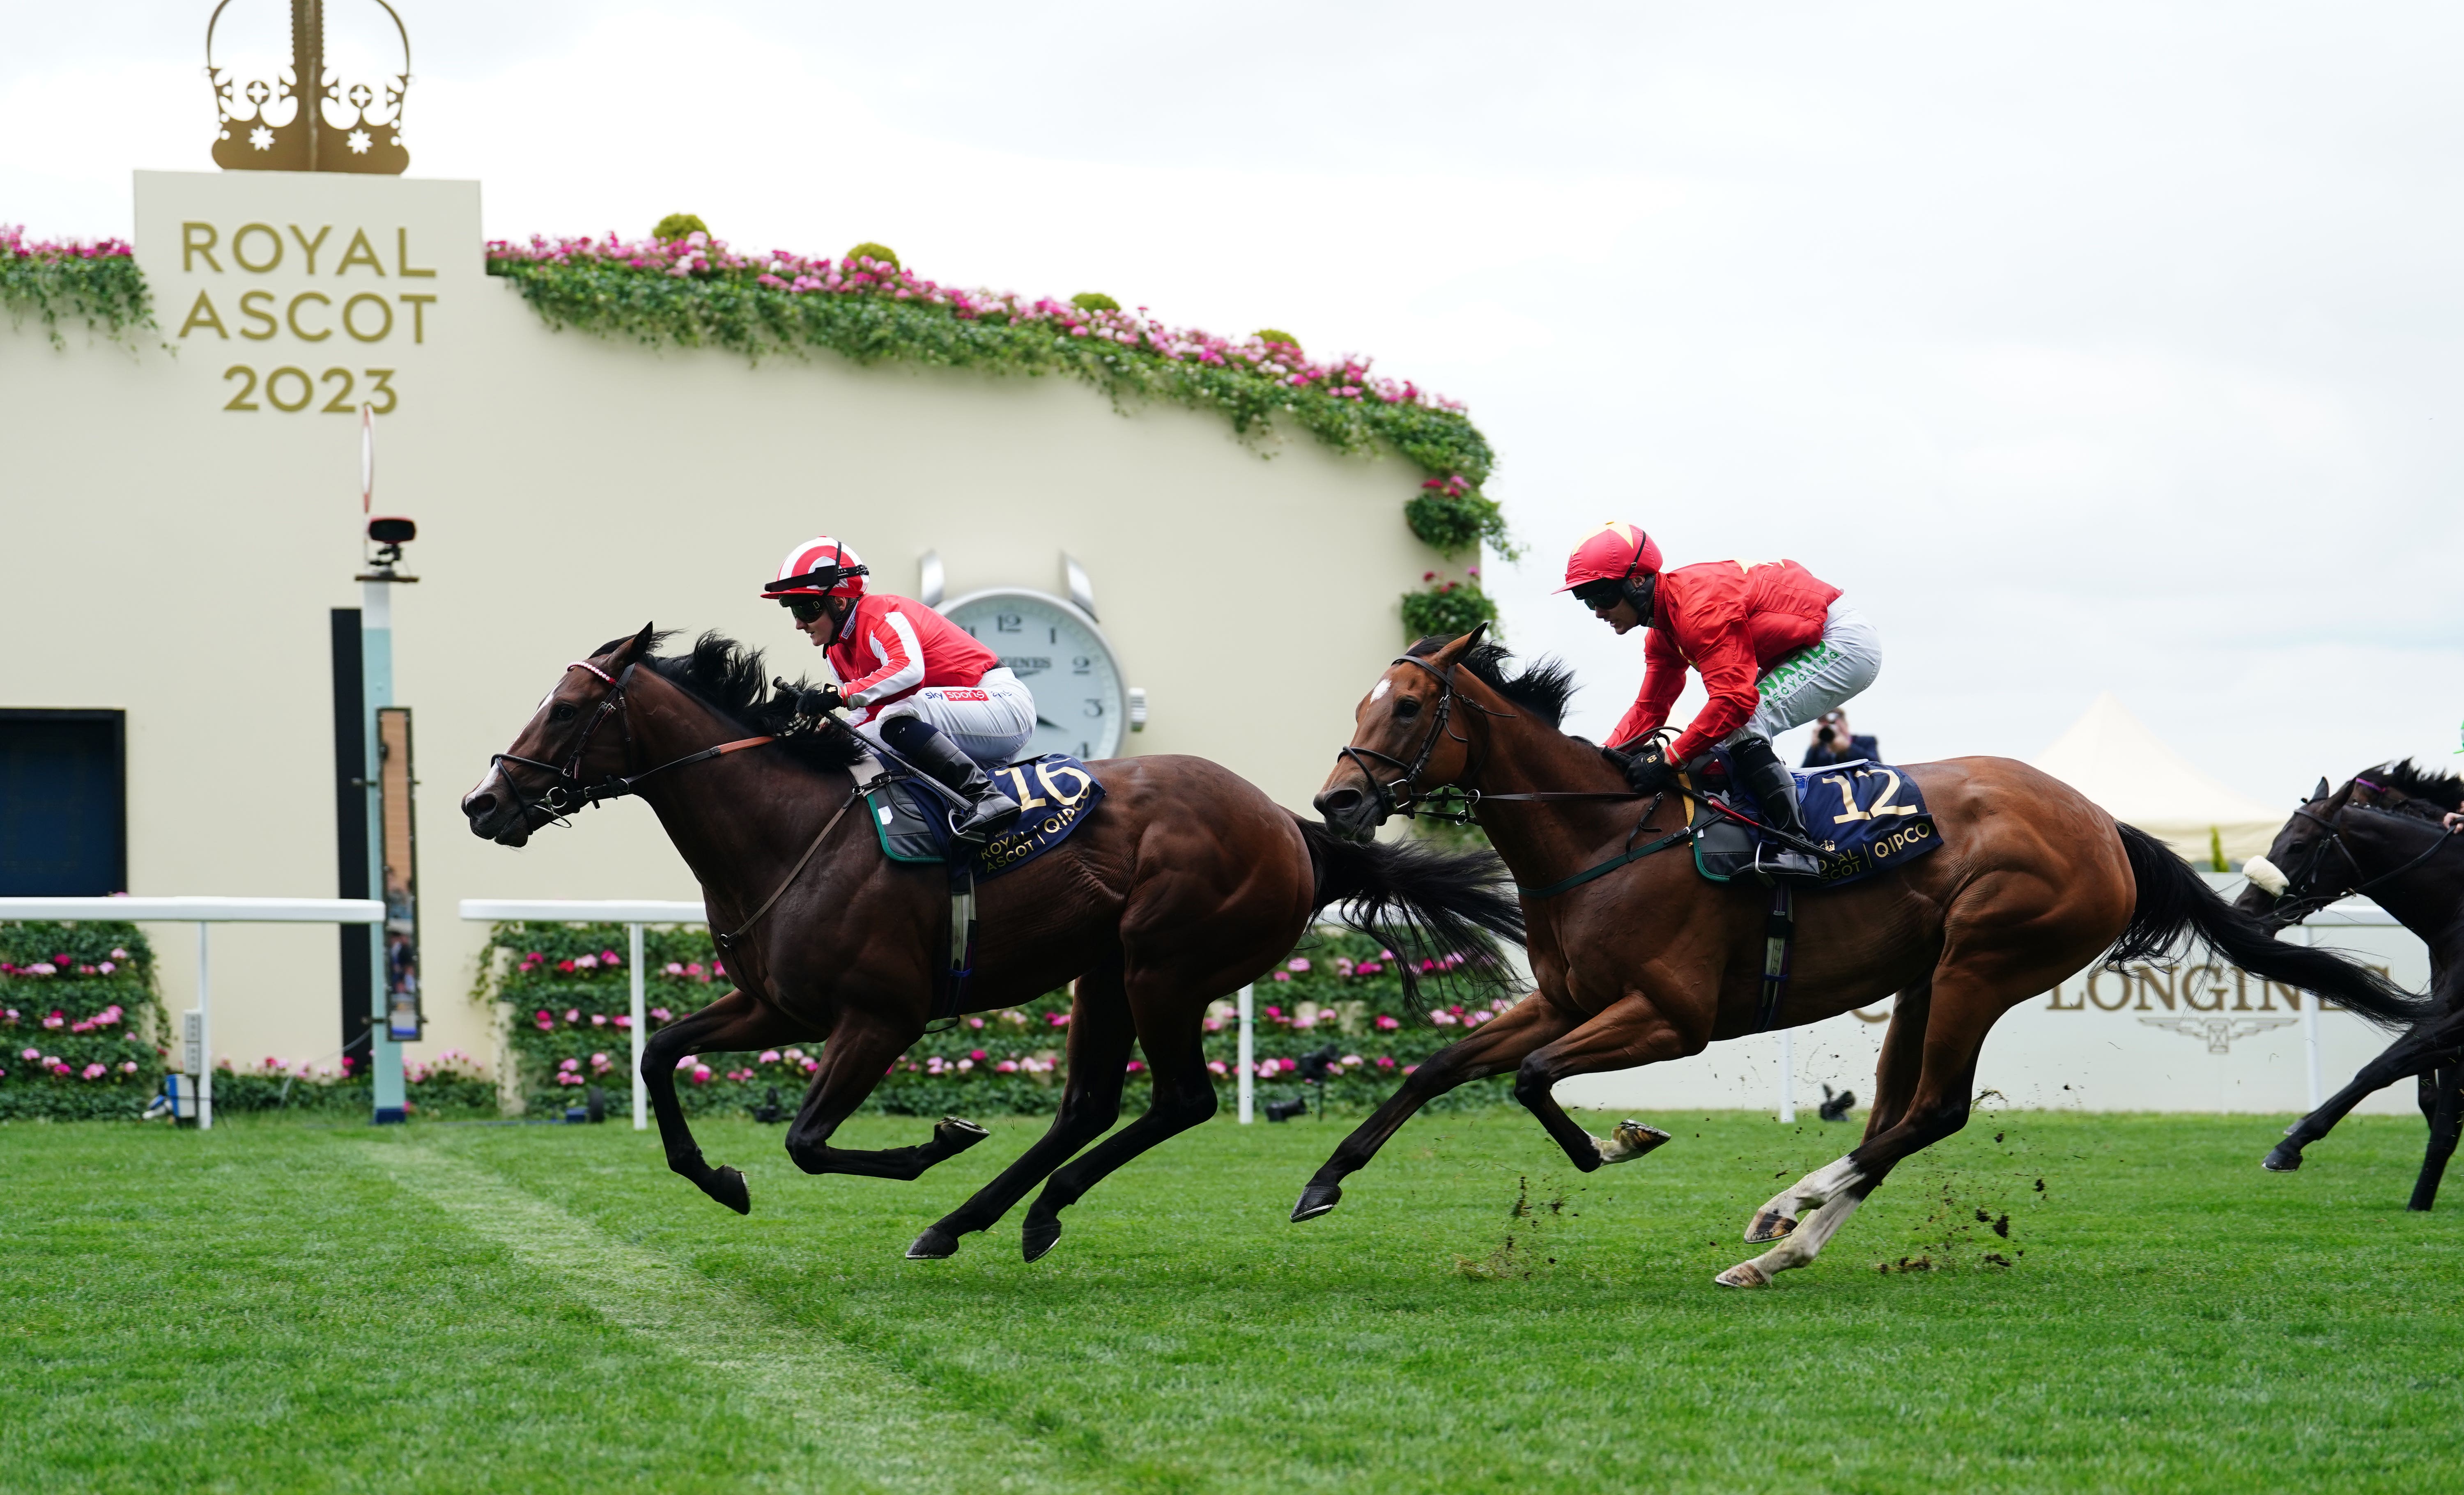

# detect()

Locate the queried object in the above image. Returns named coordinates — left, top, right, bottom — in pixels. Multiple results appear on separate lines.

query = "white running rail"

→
left=0, top=896, right=385, bottom=1131
left=458, top=899, right=707, bottom=1131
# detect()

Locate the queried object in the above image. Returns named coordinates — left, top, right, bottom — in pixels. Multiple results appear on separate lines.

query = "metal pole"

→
left=364, top=578, right=406, bottom=1123
left=1237, top=983, right=1254, bottom=1124
left=196, top=923, right=213, bottom=1132
left=2301, top=926, right=2323, bottom=1109
left=1777, top=1027, right=1795, bottom=1123
left=629, top=922, right=647, bottom=1130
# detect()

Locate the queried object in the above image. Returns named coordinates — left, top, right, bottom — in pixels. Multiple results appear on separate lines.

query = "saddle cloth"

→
left=864, top=753, right=1105, bottom=879
left=1694, top=756, right=1942, bottom=889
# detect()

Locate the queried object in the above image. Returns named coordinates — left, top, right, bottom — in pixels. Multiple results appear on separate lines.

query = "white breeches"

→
left=857, top=668, right=1038, bottom=767
left=1725, top=598, right=1882, bottom=746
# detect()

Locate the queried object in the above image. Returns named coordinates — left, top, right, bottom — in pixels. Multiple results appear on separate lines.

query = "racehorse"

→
left=1298, top=628, right=2430, bottom=1287
left=460, top=626, right=1524, bottom=1260
left=2238, top=762, right=2464, bottom=1206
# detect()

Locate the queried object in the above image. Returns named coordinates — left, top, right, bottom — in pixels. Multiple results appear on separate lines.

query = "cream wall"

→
left=0, top=170, right=1445, bottom=1076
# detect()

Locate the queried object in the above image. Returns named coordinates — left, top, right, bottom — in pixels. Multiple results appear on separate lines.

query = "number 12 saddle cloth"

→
left=864, top=753, right=1106, bottom=877
left=1694, top=755, right=1941, bottom=889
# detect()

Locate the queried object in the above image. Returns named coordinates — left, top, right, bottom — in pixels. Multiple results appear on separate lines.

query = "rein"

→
left=491, top=659, right=779, bottom=822
left=1338, top=654, right=1648, bottom=826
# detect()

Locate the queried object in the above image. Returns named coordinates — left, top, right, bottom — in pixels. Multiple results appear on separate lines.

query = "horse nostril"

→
left=1316, top=788, right=1363, bottom=817
left=463, top=791, right=496, bottom=820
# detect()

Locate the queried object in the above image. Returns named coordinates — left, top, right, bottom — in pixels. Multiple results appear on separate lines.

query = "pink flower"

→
left=968, top=1017, right=985, bottom=1029
left=802, top=1057, right=819, bottom=1072
left=1048, top=1013, right=1071, bottom=1027
left=1375, top=1015, right=1400, bottom=1031
left=80, top=1063, right=106, bottom=1080
left=690, top=1065, right=711, bottom=1085
left=614, top=1015, right=632, bottom=1029
left=120, top=1060, right=139, bottom=1073
left=1271, top=971, right=1291, bottom=983
left=1278, top=1057, right=1298, bottom=1073
left=1375, top=1056, right=1396, bottom=1070
left=19, top=1048, right=36, bottom=1061
left=564, top=1008, right=580, bottom=1023
left=98, top=961, right=115, bottom=974
left=602, top=950, right=621, bottom=965
left=1287, top=958, right=1311, bottom=972
left=968, top=1049, right=987, bottom=1061
left=575, top=955, right=598, bottom=971
left=956, top=1059, right=974, bottom=1072
left=675, top=1055, right=696, bottom=1071
left=590, top=1014, right=607, bottom=1027
left=1402, top=1064, right=1418, bottom=1075
left=1124, top=1059, right=1143, bottom=1072
left=1431, top=1010, right=1459, bottom=1026
left=559, top=1058, right=580, bottom=1071
left=759, top=1049, right=781, bottom=1063
left=650, top=1008, right=671, bottom=1022
left=664, top=962, right=684, bottom=976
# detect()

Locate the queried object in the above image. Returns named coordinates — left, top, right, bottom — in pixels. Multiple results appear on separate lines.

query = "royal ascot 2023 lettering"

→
left=170, top=221, right=437, bottom=413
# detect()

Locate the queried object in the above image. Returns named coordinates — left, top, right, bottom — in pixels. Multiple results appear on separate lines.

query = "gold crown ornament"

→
left=207, top=0, right=411, bottom=174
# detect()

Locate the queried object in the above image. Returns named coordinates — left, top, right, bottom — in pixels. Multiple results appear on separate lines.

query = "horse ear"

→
left=1432, top=622, right=1489, bottom=665
left=612, top=622, right=657, bottom=666
left=2311, top=776, right=2332, bottom=804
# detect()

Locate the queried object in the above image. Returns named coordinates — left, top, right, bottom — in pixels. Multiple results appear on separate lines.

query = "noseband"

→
left=491, top=659, right=777, bottom=826
left=2267, top=784, right=2456, bottom=923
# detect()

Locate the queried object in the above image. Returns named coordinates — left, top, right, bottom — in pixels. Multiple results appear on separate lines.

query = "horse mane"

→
left=2358, top=759, right=2464, bottom=815
left=623, top=629, right=870, bottom=773
left=1407, top=636, right=1578, bottom=728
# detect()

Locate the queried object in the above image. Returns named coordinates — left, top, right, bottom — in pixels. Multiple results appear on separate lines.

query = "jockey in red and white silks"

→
left=763, top=535, right=1032, bottom=843
left=823, top=590, right=1037, bottom=765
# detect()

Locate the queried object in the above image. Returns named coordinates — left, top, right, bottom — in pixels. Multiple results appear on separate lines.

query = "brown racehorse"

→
left=1299, top=628, right=2428, bottom=1287
left=460, top=627, right=1523, bottom=1261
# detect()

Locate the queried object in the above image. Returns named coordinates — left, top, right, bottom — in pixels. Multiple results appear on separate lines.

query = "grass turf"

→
left=2, top=1106, right=2458, bottom=1493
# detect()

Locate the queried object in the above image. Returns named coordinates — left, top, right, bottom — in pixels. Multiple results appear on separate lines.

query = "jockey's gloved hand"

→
left=794, top=683, right=846, bottom=717
left=1617, top=738, right=1680, bottom=796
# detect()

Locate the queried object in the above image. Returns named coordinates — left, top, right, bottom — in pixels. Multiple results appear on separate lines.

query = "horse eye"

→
left=549, top=702, right=579, bottom=723
left=1395, top=697, right=1423, bottom=721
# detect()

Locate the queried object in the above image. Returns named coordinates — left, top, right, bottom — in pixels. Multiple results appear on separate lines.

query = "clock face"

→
left=942, top=589, right=1125, bottom=761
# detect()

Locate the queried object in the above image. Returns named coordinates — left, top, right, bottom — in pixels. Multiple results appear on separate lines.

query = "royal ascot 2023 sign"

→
left=134, top=170, right=481, bottom=417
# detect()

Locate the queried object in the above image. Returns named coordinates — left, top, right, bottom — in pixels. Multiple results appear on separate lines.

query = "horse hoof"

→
left=1291, top=1182, right=1343, bottom=1222
left=906, top=1225, right=961, bottom=1260
left=1021, top=1215, right=1062, bottom=1263
left=1715, top=1261, right=1772, bottom=1289
left=1744, top=1208, right=1797, bottom=1245
left=706, top=1165, right=751, bottom=1216
left=2262, top=1146, right=2303, bottom=1172
left=1601, top=1120, right=1672, bottom=1165
left=936, top=1116, right=991, bottom=1152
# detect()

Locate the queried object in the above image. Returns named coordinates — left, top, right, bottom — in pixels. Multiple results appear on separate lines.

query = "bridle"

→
left=490, top=658, right=779, bottom=826
left=1333, top=654, right=1647, bottom=825
left=2266, top=781, right=2457, bottom=925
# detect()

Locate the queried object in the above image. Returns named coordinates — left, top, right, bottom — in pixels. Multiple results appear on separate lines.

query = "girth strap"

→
left=1757, top=884, right=1795, bottom=1033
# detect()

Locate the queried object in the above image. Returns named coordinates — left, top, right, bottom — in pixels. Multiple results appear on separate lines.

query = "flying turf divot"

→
left=363, top=1142, right=1095, bottom=1495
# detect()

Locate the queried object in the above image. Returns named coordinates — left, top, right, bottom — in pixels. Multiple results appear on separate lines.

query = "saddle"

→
left=859, top=752, right=1106, bottom=1025
left=1689, top=752, right=1941, bottom=890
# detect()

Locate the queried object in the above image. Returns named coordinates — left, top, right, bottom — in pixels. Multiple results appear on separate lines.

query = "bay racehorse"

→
left=1299, top=628, right=2428, bottom=1286
left=461, top=627, right=1523, bottom=1260
left=2238, top=762, right=2464, bottom=1205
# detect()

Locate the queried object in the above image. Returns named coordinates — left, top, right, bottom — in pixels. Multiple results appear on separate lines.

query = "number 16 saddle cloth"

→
left=864, top=753, right=1106, bottom=877
left=1693, top=755, right=1942, bottom=889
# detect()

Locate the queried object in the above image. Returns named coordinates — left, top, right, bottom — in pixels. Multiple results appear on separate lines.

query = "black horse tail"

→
left=1295, top=816, right=1526, bottom=1009
left=2112, top=822, right=2427, bottom=1033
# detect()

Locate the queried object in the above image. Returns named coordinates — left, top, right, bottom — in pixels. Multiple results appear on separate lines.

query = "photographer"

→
left=1801, top=709, right=1878, bottom=768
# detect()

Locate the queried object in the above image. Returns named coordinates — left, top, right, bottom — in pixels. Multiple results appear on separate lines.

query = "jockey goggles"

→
left=779, top=595, right=832, bottom=625
left=1569, top=579, right=1626, bottom=609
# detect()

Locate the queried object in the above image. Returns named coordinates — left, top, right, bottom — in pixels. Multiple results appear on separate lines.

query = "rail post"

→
left=1237, top=983, right=1254, bottom=1124
left=195, top=922, right=213, bottom=1130
left=628, top=921, right=647, bottom=1130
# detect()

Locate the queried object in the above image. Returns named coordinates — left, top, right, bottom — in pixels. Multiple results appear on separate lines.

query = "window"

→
left=0, top=710, right=127, bottom=895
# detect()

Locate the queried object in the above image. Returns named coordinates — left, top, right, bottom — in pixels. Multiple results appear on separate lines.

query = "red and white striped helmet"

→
left=761, top=536, right=869, bottom=600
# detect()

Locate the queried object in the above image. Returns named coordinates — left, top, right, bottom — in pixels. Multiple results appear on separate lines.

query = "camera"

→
left=1263, top=1097, right=1312, bottom=1122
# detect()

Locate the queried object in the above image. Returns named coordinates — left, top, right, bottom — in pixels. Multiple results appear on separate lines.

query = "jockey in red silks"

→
left=763, top=535, right=1036, bottom=844
left=1560, top=521, right=1882, bottom=878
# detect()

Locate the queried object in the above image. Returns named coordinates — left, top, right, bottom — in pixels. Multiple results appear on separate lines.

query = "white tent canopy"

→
left=2030, top=693, right=2288, bottom=865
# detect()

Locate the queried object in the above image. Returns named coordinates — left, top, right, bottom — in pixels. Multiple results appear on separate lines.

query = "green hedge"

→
left=0, top=921, right=166, bottom=1121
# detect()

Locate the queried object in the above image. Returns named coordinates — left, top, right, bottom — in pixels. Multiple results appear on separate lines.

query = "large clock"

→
left=942, top=588, right=1129, bottom=761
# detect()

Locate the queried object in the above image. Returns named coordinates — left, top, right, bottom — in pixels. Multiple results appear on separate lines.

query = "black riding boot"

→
left=1730, top=734, right=1823, bottom=880
left=880, top=717, right=1021, bottom=847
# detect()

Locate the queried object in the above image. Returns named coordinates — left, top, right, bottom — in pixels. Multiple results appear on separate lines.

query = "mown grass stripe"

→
left=363, top=1140, right=1096, bottom=1495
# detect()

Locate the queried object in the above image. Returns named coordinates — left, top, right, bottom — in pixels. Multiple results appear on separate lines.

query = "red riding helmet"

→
left=761, top=535, right=869, bottom=600
left=1556, top=521, right=1663, bottom=592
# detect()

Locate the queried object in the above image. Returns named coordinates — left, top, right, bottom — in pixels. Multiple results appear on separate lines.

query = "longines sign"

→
left=134, top=170, right=480, bottom=417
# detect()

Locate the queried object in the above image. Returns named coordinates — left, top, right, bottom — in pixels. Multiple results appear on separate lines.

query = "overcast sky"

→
left=8, top=1, right=2459, bottom=799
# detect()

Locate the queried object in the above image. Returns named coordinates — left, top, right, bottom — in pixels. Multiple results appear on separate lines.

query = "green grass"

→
left=3, top=1106, right=2458, bottom=1493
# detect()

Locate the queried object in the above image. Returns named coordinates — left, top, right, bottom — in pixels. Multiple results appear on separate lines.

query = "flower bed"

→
left=0, top=922, right=166, bottom=1121
left=480, top=921, right=1512, bottom=1120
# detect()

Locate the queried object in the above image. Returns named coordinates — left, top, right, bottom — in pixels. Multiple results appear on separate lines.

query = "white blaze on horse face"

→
left=1369, top=678, right=1392, bottom=705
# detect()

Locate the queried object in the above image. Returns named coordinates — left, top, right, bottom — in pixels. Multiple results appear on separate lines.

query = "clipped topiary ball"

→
left=652, top=213, right=709, bottom=243
left=846, top=241, right=901, bottom=269
left=1071, top=292, right=1121, bottom=312
left=1254, top=328, right=1301, bottom=351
